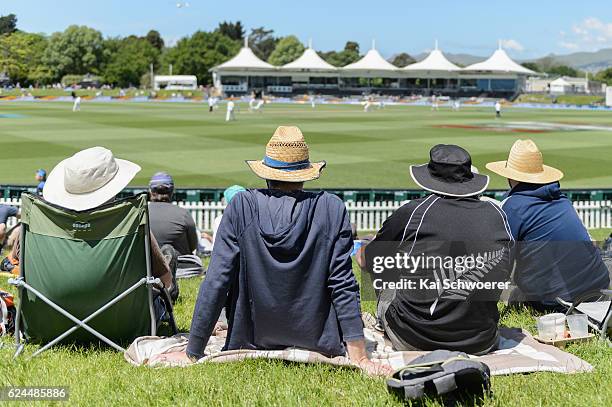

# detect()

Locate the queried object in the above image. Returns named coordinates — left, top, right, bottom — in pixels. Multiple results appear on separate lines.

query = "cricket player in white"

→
left=72, top=96, right=81, bottom=112
left=452, top=99, right=460, bottom=111
left=495, top=100, right=501, bottom=118
left=310, top=95, right=316, bottom=108
left=431, top=94, right=439, bottom=111
left=253, top=99, right=264, bottom=112
left=226, top=100, right=236, bottom=121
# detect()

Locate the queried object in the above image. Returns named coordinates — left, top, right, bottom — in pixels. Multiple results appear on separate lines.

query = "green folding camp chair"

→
left=8, top=193, right=177, bottom=357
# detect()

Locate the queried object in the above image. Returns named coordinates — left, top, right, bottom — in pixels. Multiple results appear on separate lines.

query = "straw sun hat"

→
left=486, top=139, right=563, bottom=184
left=43, top=146, right=141, bottom=211
left=246, top=126, right=325, bottom=182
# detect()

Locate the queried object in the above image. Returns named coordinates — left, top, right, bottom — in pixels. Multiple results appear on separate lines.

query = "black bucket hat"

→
left=410, top=144, right=489, bottom=197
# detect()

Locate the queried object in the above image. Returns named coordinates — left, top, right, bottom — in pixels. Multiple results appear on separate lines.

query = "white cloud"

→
left=500, top=39, right=524, bottom=52
left=563, top=17, right=612, bottom=50
left=559, top=41, right=579, bottom=50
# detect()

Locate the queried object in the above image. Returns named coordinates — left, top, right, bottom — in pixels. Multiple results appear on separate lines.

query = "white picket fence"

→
left=1, top=198, right=611, bottom=232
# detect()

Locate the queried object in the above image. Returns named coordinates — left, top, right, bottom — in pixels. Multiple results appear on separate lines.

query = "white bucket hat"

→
left=43, top=147, right=141, bottom=211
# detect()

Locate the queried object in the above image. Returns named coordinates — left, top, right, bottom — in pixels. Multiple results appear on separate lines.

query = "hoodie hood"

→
left=253, top=189, right=320, bottom=250
left=506, top=182, right=562, bottom=201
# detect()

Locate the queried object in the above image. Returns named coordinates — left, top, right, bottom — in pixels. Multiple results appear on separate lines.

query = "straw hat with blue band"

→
left=246, top=126, right=326, bottom=182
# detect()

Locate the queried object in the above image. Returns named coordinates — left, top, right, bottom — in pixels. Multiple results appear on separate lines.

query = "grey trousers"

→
left=376, top=288, right=499, bottom=355
left=376, top=289, right=419, bottom=351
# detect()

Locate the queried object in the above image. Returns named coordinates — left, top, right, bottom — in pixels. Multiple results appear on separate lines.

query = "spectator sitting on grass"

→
left=148, top=171, right=198, bottom=257
left=486, top=139, right=610, bottom=311
left=160, top=126, right=392, bottom=376
left=148, top=171, right=199, bottom=299
left=367, top=144, right=514, bottom=355
left=4, top=147, right=176, bottom=315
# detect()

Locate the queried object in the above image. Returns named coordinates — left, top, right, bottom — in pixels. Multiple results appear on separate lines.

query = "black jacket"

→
left=370, top=194, right=514, bottom=354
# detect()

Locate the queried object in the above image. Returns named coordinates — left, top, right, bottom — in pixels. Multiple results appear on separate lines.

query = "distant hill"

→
left=528, top=49, right=612, bottom=72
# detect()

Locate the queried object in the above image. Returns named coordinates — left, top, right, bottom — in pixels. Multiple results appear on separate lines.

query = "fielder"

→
left=226, top=100, right=236, bottom=122
left=495, top=100, right=502, bottom=118
left=72, top=91, right=81, bottom=112
left=430, top=94, right=439, bottom=111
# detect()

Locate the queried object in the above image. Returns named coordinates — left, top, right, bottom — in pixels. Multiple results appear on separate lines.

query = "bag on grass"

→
left=1, top=289, right=16, bottom=336
left=387, top=350, right=491, bottom=403
left=176, top=255, right=205, bottom=279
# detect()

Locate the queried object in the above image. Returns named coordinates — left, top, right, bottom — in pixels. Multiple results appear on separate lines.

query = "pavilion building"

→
left=211, top=39, right=537, bottom=97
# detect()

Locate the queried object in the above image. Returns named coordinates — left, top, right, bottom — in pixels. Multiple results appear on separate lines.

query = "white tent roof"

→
left=215, top=38, right=274, bottom=70
left=343, top=41, right=398, bottom=71
left=404, top=42, right=460, bottom=71
left=463, top=44, right=535, bottom=74
left=154, top=75, right=197, bottom=82
left=550, top=77, right=572, bottom=86
left=282, top=45, right=337, bottom=71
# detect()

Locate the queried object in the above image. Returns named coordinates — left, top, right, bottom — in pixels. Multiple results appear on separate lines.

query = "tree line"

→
left=0, top=15, right=417, bottom=89
left=1, top=14, right=611, bottom=88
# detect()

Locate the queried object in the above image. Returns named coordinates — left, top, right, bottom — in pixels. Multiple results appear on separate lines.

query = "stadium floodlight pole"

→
left=169, top=64, right=173, bottom=76
left=150, top=63, right=154, bottom=91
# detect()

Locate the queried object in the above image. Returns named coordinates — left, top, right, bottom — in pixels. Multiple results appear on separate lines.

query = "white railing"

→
left=1, top=198, right=611, bottom=232
left=574, top=200, right=612, bottom=231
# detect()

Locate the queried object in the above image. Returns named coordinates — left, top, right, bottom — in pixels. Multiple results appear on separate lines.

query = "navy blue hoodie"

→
left=502, top=182, right=609, bottom=304
left=186, top=189, right=364, bottom=359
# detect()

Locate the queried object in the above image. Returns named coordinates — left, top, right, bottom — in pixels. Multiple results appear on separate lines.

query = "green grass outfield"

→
left=1, top=102, right=611, bottom=189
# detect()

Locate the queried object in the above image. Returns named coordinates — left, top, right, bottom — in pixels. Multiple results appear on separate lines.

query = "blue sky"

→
left=4, top=0, right=612, bottom=58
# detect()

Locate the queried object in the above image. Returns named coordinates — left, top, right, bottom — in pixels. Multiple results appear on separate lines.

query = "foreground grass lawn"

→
left=2, top=250, right=611, bottom=406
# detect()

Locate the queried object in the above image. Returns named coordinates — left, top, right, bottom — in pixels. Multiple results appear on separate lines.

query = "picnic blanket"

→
left=125, top=315, right=593, bottom=375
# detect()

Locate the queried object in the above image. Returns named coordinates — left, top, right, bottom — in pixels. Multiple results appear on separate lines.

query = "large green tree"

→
left=595, top=67, right=612, bottom=85
left=268, top=36, right=304, bottom=66
left=320, top=41, right=361, bottom=67
left=145, top=30, right=164, bottom=50
left=521, top=62, right=540, bottom=72
left=0, top=14, right=17, bottom=35
left=217, top=21, right=244, bottom=41
left=546, top=65, right=581, bottom=77
left=391, top=53, right=415, bottom=68
left=103, top=36, right=160, bottom=87
left=0, top=31, right=51, bottom=85
left=249, top=27, right=277, bottom=61
left=162, top=31, right=240, bottom=84
left=42, top=25, right=106, bottom=81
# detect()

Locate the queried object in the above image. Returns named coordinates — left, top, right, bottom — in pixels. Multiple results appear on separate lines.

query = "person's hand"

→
left=356, top=356, right=394, bottom=377
left=150, top=350, right=194, bottom=366
left=213, top=321, right=228, bottom=336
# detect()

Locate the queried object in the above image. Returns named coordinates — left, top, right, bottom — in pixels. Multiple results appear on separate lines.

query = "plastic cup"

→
left=537, top=316, right=557, bottom=340
left=566, top=314, right=589, bottom=337
left=537, top=313, right=566, bottom=340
